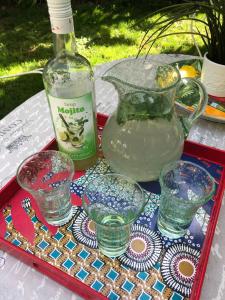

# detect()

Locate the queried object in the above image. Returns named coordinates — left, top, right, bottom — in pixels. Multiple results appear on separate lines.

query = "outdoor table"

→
left=0, top=54, right=225, bottom=300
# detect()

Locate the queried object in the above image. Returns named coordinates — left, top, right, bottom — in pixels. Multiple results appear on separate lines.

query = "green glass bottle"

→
left=43, top=0, right=98, bottom=170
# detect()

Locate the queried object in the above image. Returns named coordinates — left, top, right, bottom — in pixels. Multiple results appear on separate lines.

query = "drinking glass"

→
left=82, top=174, right=145, bottom=257
left=157, top=160, right=215, bottom=238
left=17, top=150, right=74, bottom=226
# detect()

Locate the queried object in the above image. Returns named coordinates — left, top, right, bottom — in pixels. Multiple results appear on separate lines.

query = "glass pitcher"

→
left=101, top=58, right=208, bottom=181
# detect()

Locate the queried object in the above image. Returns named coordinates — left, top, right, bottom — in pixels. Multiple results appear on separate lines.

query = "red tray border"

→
left=0, top=112, right=224, bottom=300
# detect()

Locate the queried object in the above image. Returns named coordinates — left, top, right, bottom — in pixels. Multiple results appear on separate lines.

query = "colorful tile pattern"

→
left=1, top=153, right=223, bottom=300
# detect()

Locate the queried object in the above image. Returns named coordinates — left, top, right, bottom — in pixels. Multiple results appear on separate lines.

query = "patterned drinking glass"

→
left=82, top=174, right=145, bottom=257
left=157, top=160, right=215, bottom=239
left=17, top=150, right=74, bottom=226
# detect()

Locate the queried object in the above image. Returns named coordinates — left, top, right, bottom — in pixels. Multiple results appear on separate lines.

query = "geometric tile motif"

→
left=138, top=291, right=153, bottom=300
left=70, top=182, right=85, bottom=197
left=91, top=280, right=104, bottom=292
left=106, top=268, right=119, bottom=281
left=37, top=240, right=50, bottom=250
left=118, top=224, right=162, bottom=271
left=72, top=210, right=98, bottom=249
left=12, top=238, right=22, bottom=247
left=3, top=154, right=220, bottom=300
left=78, top=248, right=90, bottom=260
left=153, top=262, right=161, bottom=271
left=62, top=258, right=75, bottom=270
left=53, top=231, right=64, bottom=241
left=5, top=215, right=12, bottom=224
left=40, top=225, right=48, bottom=232
left=108, top=290, right=120, bottom=300
left=121, top=279, right=135, bottom=293
left=136, top=271, right=149, bottom=281
left=170, top=292, right=184, bottom=300
left=31, top=216, right=38, bottom=224
left=161, top=243, right=200, bottom=297
left=66, top=223, right=73, bottom=232
left=75, top=268, right=89, bottom=281
left=49, top=249, right=62, bottom=260
left=152, top=280, right=166, bottom=294
left=4, top=231, right=11, bottom=239
left=91, top=258, right=104, bottom=271
left=65, top=240, right=77, bottom=250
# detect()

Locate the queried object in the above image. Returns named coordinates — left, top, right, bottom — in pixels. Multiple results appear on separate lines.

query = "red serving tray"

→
left=0, top=113, right=225, bottom=300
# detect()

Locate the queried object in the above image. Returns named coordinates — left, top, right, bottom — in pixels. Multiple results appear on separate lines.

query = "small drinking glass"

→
left=82, top=174, right=145, bottom=257
left=157, top=160, right=215, bottom=239
left=17, top=150, right=74, bottom=226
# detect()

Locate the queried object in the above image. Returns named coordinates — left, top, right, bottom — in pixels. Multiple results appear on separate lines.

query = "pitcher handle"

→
left=178, top=77, right=208, bottom=138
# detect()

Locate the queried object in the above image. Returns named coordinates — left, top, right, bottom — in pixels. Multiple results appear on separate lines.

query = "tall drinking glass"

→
left=82, top=174, right=145, bottom=257
left=17, top=150, right=74, bottom=226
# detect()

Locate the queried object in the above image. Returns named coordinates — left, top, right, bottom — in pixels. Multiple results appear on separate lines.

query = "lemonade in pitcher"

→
left=101, top=58, right=208, bottom=181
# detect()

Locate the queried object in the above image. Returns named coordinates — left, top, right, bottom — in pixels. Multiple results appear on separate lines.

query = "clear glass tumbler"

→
left=157, top=160, right=215, bottom=239
left=82, top=174, right=145, bottom=257
left=17, top=150, right=74, bottom=226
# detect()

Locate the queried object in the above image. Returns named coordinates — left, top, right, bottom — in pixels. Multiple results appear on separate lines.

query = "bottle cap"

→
left=46, top=0, right=74, bottom=34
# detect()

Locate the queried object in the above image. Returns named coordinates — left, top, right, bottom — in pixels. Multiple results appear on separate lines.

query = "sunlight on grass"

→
left=0, top=3, right=205, bottom=119
left=0, top=59, right=47, bottom=76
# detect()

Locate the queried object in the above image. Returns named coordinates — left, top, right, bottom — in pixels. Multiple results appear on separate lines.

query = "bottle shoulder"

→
left=43, top=52, right=92, bottom=74
left=42, top=51, right=94, bottom=95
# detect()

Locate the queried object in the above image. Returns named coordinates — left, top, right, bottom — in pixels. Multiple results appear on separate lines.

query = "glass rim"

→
left=159, top=160, right=216, bottom=204
left=102, top=57, right=181, bottom=93
left=82, top=173, right=146, bottom=226
left=16, top=150, right=74, bottom=191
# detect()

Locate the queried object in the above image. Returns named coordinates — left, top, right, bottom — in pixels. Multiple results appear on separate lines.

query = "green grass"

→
left=0, top=1, right=205, bottom=119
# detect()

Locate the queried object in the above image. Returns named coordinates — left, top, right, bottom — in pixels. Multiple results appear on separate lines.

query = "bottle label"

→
left=48, top=93, right=97, bottom=160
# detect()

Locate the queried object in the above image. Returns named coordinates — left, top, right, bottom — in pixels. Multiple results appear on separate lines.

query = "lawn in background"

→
left=0, top=1, right=205, bottom=119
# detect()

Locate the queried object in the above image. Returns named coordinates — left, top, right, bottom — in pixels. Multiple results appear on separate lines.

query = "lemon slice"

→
left=179, top=65, right=199, bottom=78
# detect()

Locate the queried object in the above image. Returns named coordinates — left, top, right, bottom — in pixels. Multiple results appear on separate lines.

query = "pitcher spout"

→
left=102, top=74, right=128, bottom=94
left=101, top=59, right=144, bottom=94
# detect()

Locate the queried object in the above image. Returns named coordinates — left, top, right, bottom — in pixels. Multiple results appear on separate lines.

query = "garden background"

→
left=0, top=0, right=204, bottom=119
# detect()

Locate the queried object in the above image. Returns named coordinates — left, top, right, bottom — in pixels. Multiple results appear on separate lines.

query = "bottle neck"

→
left=53, top=31, right=77, bottom=56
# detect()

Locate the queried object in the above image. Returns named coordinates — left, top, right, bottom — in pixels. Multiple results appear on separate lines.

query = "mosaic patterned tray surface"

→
left=0, top=153, right=222, bottom=300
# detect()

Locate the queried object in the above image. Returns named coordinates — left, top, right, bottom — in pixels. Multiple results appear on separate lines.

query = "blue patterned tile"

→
left=40, top=225, right=48, bottom=232
left=153, top=262, right=161, bottom=270
left=37, top=240, right=49, bottom=250
left=91, top=280, right=104, bottom=292
left=31, top=216, right=38, bottom=223
left=5, top=215, right=12, bottom=223
left=170, top=292, right=184, bottom=300
left=121, top=279, right=135, bottom=293
left=12, top=239, right=21, bottom=247
left=76, top=268, right=89, bottom=281
left=54, top=231, right=64, bottom=241
left=106, top=269, right=119, bottom=281
left=152, top=280, right=165, bottom=293
left=4, top=231, right=10, bottom=239
left=136, top=272, right=149, bottom=281
left=65, top=240, right=77, bottom=250
left=49, top=249, right=62, bottom=259
left=138, top=291, right=152, bottom=300
left=91, top=259, right=104, bottom=270
left=62, top=258, right=75, bottom=270
left=108, top=291, right=120, bottom=300
left=78, top=249, right=90, bottom=260
left=67, top=224, right=73, bottom=232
